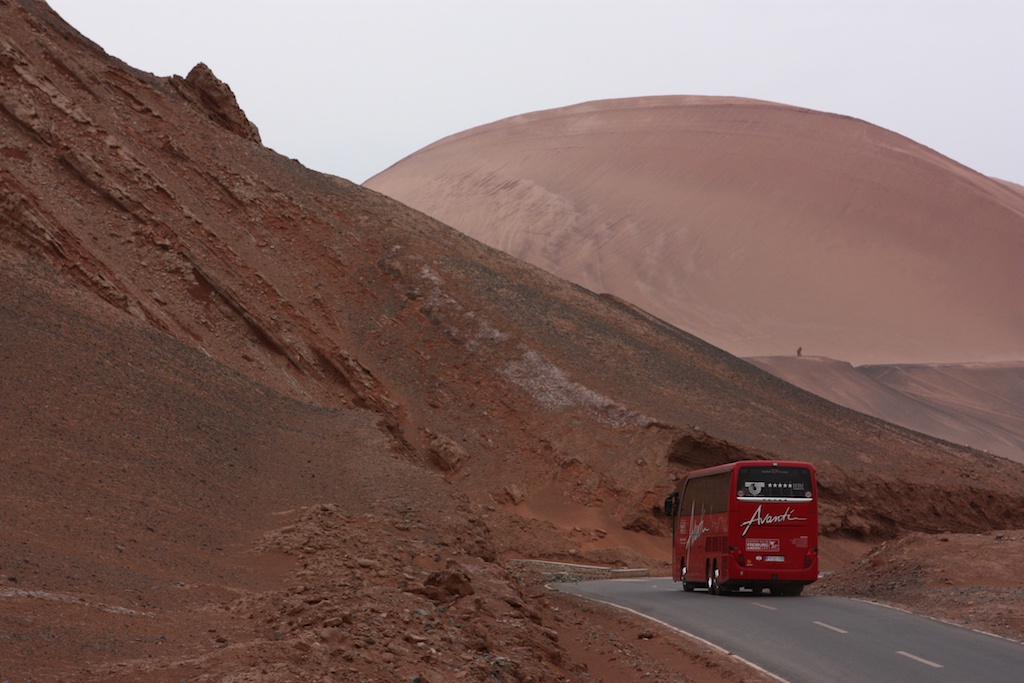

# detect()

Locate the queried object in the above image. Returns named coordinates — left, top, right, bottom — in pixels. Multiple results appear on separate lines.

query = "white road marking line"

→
left=813, top=621, right=848, bottom=634
left=554, top=591, right=791, bottom=683
left=750, top=601, right=777, bottom=610
left=897, top=650, right=944, bottom=668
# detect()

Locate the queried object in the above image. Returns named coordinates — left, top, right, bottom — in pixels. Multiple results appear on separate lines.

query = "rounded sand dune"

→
left=367, top=96, right=1024, bottom=365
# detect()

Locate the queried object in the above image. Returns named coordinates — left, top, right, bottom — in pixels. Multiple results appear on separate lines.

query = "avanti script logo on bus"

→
left=739, top=504, right=806, bottom=537
left=684, top=503, right=708, bottom=553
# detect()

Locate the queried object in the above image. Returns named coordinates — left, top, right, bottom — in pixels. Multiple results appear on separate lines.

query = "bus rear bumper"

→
left=724, top=562, right=818, bottom=593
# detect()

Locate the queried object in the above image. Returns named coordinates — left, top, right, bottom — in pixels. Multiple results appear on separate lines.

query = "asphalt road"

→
left=553, top=577, right=1024, bottom=683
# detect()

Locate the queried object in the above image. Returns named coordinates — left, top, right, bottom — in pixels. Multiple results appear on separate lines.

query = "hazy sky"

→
left=49, top=1, right=1023, bottom=185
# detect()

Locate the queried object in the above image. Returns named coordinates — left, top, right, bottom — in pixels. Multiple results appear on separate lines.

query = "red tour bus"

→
left=664, top=460, right=818, bottom=595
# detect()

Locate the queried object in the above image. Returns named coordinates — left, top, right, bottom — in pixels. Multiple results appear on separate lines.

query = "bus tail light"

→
left=804, top=547, right=818, bottom=568
left=728, top=546, right=747, bottom=567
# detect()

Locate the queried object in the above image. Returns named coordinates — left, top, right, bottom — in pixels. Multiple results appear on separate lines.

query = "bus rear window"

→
left=737, top=466, right=813, bottom=500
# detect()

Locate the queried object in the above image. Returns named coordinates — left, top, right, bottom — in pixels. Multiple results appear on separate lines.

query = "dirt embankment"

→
left=813, top=530, right=1024, bottom=642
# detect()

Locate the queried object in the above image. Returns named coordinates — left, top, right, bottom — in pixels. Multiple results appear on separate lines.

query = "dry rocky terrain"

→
left=2, top=2, right=1024, bottom=681
left=366, top=96, right=1024, bottom=464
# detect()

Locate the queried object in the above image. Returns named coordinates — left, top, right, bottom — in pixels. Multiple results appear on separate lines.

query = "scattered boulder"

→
left=428, top=433, right=467, bottom=472
left=413, top=562, right=475, bottom=603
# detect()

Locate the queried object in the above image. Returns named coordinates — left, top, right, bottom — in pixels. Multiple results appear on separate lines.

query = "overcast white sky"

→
left=49, top=1, right=1023, bottom=185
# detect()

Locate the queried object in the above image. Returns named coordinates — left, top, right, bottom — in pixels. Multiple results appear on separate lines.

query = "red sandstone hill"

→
left=3, top=2, right=1024, bottom=680
left=364, top=96, right=1024, bottom=463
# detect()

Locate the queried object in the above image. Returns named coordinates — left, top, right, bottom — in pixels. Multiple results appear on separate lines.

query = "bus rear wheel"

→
left=709, top=563, right=728, bottom=595
left=681, top=562, right=696, bottom=592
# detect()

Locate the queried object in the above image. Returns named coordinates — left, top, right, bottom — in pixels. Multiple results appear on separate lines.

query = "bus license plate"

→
left=765, top=555, right=785, bottom=562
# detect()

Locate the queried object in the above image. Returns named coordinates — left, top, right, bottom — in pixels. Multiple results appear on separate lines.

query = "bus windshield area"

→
left=737, top=465, right=813, bottom=500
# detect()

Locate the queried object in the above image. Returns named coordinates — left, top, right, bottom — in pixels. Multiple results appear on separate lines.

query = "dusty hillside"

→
left=364, top=95, right=1024, bottom=463
left=365, top=96, right=1024, bottom=366
left=748, top=357, right=1024, bottom=464
left=3, top=1, right=1024, bottom=680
